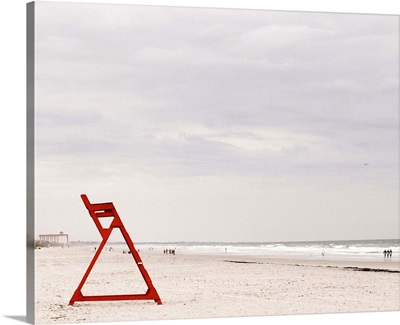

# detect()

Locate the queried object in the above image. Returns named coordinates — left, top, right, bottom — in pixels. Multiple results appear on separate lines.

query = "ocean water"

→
left=129, top=239, right=400, bottom=262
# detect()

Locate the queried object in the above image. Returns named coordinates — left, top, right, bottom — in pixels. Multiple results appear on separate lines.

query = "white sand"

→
left=34, top=246, right=400, bottom=324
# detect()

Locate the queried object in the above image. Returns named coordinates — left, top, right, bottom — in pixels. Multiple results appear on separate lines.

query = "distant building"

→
left=39, top=231, right=68, bottom=245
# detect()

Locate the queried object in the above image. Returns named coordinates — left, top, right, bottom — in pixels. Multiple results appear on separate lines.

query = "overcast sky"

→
left=34, top=2, right=399, bottom=243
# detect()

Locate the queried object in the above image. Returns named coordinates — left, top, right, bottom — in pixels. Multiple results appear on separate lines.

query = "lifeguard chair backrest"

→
left=81, top=194, right=122, bottom=234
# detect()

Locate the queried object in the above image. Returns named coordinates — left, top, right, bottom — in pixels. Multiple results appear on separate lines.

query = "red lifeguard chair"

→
left=69, top=194, right=162, bottom=305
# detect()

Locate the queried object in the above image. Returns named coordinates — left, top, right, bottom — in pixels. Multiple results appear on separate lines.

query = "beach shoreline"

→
left=34, top=246, right=400, bottom=324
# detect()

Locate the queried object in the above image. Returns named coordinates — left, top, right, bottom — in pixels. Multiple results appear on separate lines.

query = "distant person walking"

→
left=389, top=249, right=392, bottom=258
left=383, top=249, right=387, bottom=258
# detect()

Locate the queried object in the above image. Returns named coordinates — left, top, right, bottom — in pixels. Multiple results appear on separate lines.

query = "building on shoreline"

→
left=38, top=231, right=68, bottom=246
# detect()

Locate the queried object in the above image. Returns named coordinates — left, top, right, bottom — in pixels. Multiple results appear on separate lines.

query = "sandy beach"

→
left=34, top=245, right=400, bottom=324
